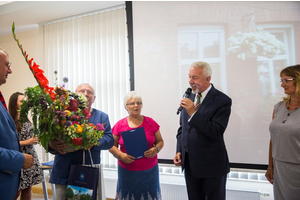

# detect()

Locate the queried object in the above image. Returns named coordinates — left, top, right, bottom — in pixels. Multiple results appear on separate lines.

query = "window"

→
left=39, top=5, right=130, bottom=164
left=178, top=26, right=227, bottom=95
left=257, top=24, right=295, bottom=97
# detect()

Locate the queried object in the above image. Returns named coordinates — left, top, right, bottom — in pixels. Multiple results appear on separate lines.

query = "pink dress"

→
left=112, top=116, right=160, bottom=171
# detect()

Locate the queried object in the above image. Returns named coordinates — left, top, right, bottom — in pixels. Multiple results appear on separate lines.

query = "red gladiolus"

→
left=29, top=58, right=34, bottom=65
left=31, top=63, right=44, bottom=74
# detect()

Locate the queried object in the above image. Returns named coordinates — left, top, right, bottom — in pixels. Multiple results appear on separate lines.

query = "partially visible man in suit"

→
left=173, top=61, right=231, bottom=200
left=0, top=47, right=34, bottom=200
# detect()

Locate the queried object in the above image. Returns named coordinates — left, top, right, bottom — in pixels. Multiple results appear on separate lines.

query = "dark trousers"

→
left=184, top=153, right=227, bottom=200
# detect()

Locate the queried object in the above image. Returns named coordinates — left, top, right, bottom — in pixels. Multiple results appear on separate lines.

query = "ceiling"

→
left=0, top=1, right=125, bottom=36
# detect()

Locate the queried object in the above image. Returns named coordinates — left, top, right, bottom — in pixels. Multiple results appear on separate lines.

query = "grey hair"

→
left=76, top=83, right=95, bottom=95
left=0, top=47, right=9, bottom=59
left=124, top=91, right=142, bottom=108
left=191, top=61, right=212, bottom=78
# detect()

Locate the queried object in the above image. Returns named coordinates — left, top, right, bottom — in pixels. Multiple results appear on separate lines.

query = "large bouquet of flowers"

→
left=12, top=22, right=104, bottom=152
left=226, top=27, right=285, bottom=60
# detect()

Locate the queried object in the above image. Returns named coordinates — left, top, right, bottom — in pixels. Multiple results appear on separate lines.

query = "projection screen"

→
left=131, top=1, right=300, bottom=167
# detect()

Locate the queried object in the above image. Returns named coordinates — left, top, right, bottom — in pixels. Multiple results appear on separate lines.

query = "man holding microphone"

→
left=174, top=61, right=231, bottom=200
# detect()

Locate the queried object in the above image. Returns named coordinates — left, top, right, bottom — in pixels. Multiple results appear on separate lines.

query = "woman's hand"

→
left=265, top=168, right=273, bottom=184
left=22, top=136, right=39, bottom=146
left=144, top=147, right=157, bottom=158
left=120, top=153, right=135, bottom=164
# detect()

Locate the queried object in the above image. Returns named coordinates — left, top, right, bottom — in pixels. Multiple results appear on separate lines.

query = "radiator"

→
left=227, top=188, right=260, bottom=200
left=160, top=184, right=261, bottom=200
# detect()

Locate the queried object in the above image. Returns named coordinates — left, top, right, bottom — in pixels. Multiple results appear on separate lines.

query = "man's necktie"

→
left=194, top=93, right=201, bottom=110
left=0, top=91, right=7, bottom=110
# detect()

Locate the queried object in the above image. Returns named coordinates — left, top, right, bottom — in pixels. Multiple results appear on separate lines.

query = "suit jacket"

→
left=0, top=102, right=24, bottom=200
left=176, top=84, right=231, bottom=178
left=49, top=108, right=114, bottom=184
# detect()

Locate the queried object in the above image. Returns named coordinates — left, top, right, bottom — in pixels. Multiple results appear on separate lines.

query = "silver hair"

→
left=191, top=61, right=212, bottom=78
left=124, top=91, right=142, bottom=108
left=76, top=83, right=95, bottom=95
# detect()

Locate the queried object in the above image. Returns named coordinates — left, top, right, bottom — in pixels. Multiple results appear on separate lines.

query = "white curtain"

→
left=39, top=5, right=129, bottom=167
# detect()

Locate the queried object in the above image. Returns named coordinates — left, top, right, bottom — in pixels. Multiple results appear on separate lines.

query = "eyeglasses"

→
left=2, top=61, right=12, bottom=69
left=77, top=89, right=94, bottom=95
left=126, top=102, right=142, bottom=106
left=280, top=78, right=295, bottom=83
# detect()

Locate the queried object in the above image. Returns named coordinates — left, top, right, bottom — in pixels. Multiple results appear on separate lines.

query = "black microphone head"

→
left=177, top=87, right=193, bottom=115
left=186, top=88, right=192, bottom=95
left=183, top=88, right=192, bottom=98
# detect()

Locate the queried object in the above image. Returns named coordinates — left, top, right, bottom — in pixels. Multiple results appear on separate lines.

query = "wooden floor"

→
left=31, top=193, right=53, bottom=200
left=31, top=193, right=113, bottom=200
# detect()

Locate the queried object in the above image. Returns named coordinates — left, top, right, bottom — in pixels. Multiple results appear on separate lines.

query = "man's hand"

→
left=22, top=153, right=34, bottom=169
left=49, top=140, right=67, bottom=154
left=173, top=152, right=182, bottom=166
left=180, top=98, right=196, bottom=116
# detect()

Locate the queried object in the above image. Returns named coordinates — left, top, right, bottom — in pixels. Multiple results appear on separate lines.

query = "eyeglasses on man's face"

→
left=280, top=78, right=294, bottom=83
left=77, top=89, right=94, bottom=95
left=2, top=61, right=12, bottom=69
left=127, top=102, right=142, bottom=106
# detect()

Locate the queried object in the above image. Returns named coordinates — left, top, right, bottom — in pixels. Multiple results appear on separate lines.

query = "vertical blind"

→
left=39, top=5, right=130, bottom=166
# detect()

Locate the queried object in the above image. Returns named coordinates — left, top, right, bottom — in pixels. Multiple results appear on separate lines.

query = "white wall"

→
left=0, top=29, right=44, bottom=161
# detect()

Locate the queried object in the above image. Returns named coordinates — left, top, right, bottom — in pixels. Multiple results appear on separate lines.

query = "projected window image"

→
left=178, top=27, right=227, bottom=94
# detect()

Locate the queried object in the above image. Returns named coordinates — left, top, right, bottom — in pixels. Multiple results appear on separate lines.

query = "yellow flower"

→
left=76, top=125, right=82, bottom=133
left=65, top=110, right=71, bottom=116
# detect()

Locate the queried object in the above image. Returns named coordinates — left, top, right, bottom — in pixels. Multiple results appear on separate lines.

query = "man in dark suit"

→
left=173, top=61, right=231, bottom=200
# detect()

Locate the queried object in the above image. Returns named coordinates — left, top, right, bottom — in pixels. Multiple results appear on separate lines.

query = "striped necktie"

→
left=0, top=91, right=7, bottom=110
left=194, top=93, right=201, bottom=110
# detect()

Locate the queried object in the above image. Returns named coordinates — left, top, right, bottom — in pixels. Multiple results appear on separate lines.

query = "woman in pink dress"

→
left=109, top=91, right=164, bottom=200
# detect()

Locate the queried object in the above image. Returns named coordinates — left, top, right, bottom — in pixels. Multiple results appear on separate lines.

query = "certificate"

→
left=121, top=127, right=149, bottom=159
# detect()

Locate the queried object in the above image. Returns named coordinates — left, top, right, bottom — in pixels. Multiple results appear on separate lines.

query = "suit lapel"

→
left=198, top=85, right=217, bottom=113
left=189, top=93, right=196, bottom=101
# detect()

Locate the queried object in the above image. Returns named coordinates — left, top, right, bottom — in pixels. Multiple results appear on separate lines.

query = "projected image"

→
left=178, top=25, right=289, bottom=164
left=133, top=1, right=299, bottom=166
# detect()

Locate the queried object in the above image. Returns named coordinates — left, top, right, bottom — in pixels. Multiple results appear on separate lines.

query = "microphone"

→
left=177, top=88, right=192, bottom=115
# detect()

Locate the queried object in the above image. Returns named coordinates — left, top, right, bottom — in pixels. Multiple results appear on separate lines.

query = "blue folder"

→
left=121, top=127, right=149, bottom=159
left=41, top=160, right=54, bottom=166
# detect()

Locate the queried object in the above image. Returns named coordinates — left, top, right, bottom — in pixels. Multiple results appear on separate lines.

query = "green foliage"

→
left=20, top=85, right=52, bottom=136
left=66, top=187, right=74, bottom=199
left=80, top=194, right=92, bottom=200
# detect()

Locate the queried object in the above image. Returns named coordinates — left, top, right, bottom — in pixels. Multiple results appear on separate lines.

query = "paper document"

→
left=121, top=127, right=149, bottom=159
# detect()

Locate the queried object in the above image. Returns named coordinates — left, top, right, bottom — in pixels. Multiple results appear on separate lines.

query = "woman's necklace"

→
left=282, top=102, right=300, bottom=123
left=128, top=115, right=143, bottom=128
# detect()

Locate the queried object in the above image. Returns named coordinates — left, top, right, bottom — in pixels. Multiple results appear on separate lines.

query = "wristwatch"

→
left=155, top=146, right=160, bottom=153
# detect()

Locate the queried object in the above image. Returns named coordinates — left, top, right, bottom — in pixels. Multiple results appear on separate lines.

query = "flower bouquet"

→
left=12, top=22, right=104, bottom=153
left=226, top=27, right=285, bottom=60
